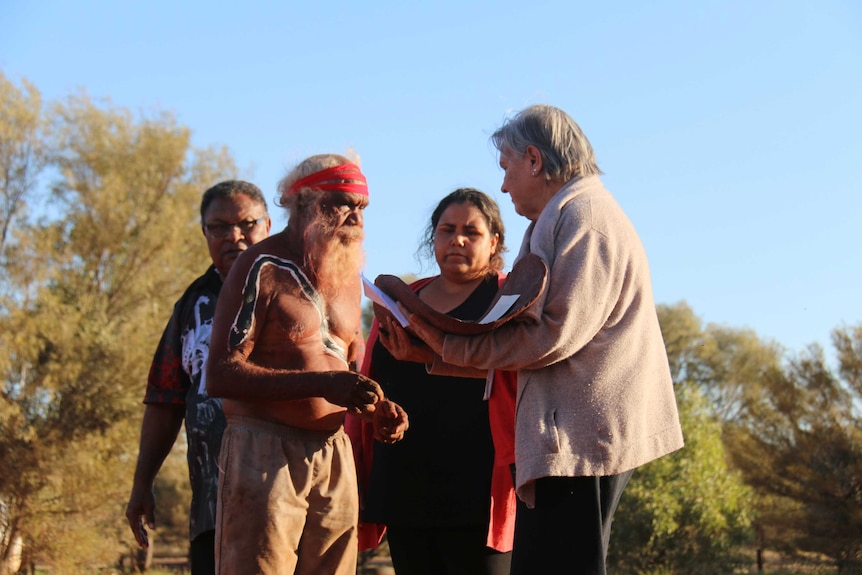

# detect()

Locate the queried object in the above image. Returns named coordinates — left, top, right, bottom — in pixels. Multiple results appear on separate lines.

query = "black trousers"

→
left=189, top=530, right=215, bottom=575
left=386, top=524, right=512, bottom=575
left=510, top=470, right=633, bottom=575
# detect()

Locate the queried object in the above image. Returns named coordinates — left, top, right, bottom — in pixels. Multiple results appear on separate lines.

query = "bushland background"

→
left=1, top=57, right=860, bottom=575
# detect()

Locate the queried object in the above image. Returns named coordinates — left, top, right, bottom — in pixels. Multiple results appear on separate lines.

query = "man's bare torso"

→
left=215, top=234, right=363, bottom=430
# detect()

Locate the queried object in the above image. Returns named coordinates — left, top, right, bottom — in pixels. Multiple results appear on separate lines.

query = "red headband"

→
left=286, top=163, right=369, bottom=197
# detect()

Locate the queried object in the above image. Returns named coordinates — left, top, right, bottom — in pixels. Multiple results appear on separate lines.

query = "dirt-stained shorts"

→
left=215, top=415, right=358, bottom=575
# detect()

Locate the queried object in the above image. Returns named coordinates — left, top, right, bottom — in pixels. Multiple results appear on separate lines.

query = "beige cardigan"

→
left=440, top=175, right=684, bottom=506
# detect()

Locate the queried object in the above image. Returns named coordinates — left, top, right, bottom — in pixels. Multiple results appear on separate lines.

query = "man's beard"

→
left=303, top=219, right=365, bottom=299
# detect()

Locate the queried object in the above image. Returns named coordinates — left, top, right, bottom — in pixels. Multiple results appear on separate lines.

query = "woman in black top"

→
left=361, top=188, right=513, bottom=575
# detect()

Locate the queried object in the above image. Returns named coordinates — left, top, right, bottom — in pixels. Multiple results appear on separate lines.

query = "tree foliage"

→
left=658, top=301, right=785, bottom=423
left=657, top=302, right=862, bottom=572
left=725, top=332, right=862, bottom=571
left=609, top=384, right=755, bottom=575
left=0, top=71, right=47, bottom=262
left=0, top=74, right=239, bottom=572
left=151, top=429, right=193, bottom=550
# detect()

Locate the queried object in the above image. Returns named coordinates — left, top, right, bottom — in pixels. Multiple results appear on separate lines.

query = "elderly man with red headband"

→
left=206, top=154, right=409, bottom=575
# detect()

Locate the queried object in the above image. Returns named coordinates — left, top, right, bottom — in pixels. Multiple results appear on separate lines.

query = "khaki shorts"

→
left=216, top=415, right=358, bottom=575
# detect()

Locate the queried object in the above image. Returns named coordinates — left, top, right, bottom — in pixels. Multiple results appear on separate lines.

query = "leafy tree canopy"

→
left=0, top=71, right=239, bottom=572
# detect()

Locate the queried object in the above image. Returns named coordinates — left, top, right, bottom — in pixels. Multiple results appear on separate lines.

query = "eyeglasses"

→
left=204, top=217, right=267, bottom=239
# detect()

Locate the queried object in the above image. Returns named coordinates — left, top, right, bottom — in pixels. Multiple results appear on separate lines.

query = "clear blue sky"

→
left=2, top=0, right=860, bottom=355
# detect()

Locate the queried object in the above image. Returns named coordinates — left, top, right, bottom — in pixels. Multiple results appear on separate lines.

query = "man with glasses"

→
left=126, top=180, right=272, bottom=575
left=206, top=154, right=408, bottom=575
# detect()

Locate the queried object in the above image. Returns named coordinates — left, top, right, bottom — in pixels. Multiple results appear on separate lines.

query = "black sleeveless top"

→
left=363, top=274, right=498, bottom=527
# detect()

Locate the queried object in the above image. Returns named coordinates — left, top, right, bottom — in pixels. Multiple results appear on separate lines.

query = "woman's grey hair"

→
left=491, top=104, right=603, bottom=182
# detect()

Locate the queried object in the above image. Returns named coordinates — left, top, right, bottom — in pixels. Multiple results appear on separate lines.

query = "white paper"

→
left=478, top=294, right=520, bottom=324
left=361, top=274, right=410, bottom=327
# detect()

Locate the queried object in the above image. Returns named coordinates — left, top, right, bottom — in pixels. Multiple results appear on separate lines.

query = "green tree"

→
left=0, top=71, right=47, bottom=262
left=726, top=327, right=862, bottom=572
left=150, top=429, right=193, bottom=551
left=0, top=69, right=48, bottom=575
left=0, top=86, right=238, bottom=573
left=609, top=384, right=755, bottom=575
left=658, top=301, right=785, bottom=423
left=658, top=302, right=862, bottom=572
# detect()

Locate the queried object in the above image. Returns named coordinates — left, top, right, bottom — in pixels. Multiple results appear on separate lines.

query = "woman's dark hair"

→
left=418, top=187, right=507, bottom=271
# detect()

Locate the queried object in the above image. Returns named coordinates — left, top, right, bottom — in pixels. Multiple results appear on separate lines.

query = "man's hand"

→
left=322, top=371, right=384, bottom=416
left=125, top=487, right=156, bottom=548
left=378, top=315, right=435, bottom=363
left=372, top=399, right=409, bottom=443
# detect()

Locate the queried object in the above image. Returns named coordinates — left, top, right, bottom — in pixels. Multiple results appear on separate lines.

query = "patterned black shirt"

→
left=145, top=265, right=225, bottom=541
